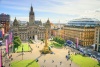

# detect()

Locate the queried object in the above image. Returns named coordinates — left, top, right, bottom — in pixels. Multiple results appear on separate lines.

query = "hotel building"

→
left=64, top=18, right=100, bottom=46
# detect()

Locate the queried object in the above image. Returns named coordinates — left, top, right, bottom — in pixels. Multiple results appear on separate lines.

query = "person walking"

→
left=60, top=61, right=62, bottom=65
left=70, top=63, right=71, bottom=67
left=52, top=60, right=54, bottom=63
left=44, top=60, right=46, bottom=63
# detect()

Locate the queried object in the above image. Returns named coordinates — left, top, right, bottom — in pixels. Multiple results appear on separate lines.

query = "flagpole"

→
left=6, top=39, right=8, bottom=53
left=0, top=48, right=2, bottom=67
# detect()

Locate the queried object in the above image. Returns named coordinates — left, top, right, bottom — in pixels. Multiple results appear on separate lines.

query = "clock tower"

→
left=29, top=4, right=35, bottom=25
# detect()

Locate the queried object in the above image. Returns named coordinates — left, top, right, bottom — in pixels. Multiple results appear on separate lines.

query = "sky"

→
left=0, top=0, right=100, bottom=23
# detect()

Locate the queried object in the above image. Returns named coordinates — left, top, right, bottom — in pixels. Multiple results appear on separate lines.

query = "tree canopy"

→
left=13, top=36, right=22, bottom=48
left=53, top=37, right=65, bottom=44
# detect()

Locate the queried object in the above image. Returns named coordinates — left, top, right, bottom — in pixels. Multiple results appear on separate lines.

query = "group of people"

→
left=42, top=59, right=63, bottom=67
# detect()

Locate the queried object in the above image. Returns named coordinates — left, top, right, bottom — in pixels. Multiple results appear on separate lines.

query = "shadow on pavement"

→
left=16, top=53, right=25, bottom=57
left=25, top=60, right=36, bottom=67
left=25, top=54, right=43, bottom=67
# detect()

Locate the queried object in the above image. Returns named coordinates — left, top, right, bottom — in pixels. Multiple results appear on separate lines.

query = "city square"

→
left=0, top=0, right=100, bottom=67
left=4, top=39, right=100, bottom=67
left=10, top=41, right=79, bottom=67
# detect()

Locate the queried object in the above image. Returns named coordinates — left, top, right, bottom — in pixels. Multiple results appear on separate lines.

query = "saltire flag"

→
left=0, top=49, right=2, bottom=67
left=6, top=39, right=9, bottom=53
left=76, top=37, right=79, bottom=48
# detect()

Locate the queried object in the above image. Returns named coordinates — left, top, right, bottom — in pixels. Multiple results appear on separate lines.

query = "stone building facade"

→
left=94, top=25, right=100, bottom=52
left=0, top=13, right=10, bottom=34
left=64, top=18, right=99, bottom=46
left=13, top=5, right=51, bottom=41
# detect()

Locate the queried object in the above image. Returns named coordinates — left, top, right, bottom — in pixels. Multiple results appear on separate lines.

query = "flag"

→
left=10, top=32, right=12, bottom=44
left=1, top=28, right=4, bottom=37
left=0, top=31, right=2, bottom=38
left=8, top=34, right=11, bottom=44
left=76, top=38, right=79, bottom=48
left=6, top=39, right=8, bottom=53
left=0, top=50, right=2, bottom=67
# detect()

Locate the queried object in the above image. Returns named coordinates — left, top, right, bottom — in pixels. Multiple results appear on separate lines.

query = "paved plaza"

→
left=9, top=40, right=79, bottom=67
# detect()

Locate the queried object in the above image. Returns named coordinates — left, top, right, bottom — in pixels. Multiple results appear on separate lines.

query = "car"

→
left=0, top=40, right=2, bottom=46
left=97, top=53, right=100, bottom=56
left=79, top=48, right=83, bottom=51
left=87, top=53, right=92, bottom=57
left=97, top=57, right=100, bottom=61
left=71, top=45, right=74, bottom=48
left=92, top=55, right=96, bottom=58
left=68, top=44, right=72, bottom=47
left=70, top=45, right=74, bottom=48
left=73, top=46, right=76, bottom=49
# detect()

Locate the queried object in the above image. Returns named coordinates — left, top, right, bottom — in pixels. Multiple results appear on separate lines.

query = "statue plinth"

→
left=40, top=46, right=52, bottom=54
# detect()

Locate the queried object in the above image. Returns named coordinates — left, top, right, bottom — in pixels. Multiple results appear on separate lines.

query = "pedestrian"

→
left=70, top=63, right=71, bottom=67
left=52, top=60, right=54, bottom=63
left=60, top=61, right=62, bottom=65
left=44, top=60, right=46, bottom=63
left=9, top=64, right=10, bottom=67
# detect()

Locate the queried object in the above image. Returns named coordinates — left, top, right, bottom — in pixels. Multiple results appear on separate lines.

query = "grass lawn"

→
left=16, top=43, right=31, bottom=52
left=50, top=41, right=63, bottom=48
left=70, top=54, right=100, bottom=67
left=10, top=60, right=40, bottom=67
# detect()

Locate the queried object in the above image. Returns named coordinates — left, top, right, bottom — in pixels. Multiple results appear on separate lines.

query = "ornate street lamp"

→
left=22, top=45, right=23, bottom=60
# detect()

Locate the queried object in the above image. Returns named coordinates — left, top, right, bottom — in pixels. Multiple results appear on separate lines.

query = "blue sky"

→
left=0, top=0, right=100, bottom=23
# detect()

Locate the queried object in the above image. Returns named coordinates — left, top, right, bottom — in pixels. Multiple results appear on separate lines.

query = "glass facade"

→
left=66, top=18, right=100, bottom=27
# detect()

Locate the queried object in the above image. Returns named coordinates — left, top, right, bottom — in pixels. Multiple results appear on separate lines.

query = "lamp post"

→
left=22, top=45, right=23, bottom=60
left=0, top=39, right=3, bottom=67
left=27, top=38, right=29, bottom=52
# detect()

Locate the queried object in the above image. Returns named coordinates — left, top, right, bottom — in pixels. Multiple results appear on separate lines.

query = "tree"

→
left=53, top=37, right=65, bottom=44
left=13, top=36, right=22, bottom=48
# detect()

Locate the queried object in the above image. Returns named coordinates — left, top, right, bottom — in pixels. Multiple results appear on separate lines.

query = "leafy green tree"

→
left=53, top=37, right=65, bottom=44
left=13, top=36, right=22, bottom=48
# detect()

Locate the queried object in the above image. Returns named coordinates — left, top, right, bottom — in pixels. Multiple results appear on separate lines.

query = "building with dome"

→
left=64, top=18, right=100, bottom=47
left=12, top=5, right=51, bottom=41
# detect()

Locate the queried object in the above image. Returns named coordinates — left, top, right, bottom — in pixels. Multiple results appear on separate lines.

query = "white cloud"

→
left=1, top=0, right=100, bottom=23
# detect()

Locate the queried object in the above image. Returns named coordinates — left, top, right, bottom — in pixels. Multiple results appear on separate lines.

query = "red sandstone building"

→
left=0, top=13, right=10, bottom=34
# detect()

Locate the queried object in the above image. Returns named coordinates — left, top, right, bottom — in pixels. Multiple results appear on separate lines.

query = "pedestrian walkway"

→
left=10, top=40, right=79, bottom=67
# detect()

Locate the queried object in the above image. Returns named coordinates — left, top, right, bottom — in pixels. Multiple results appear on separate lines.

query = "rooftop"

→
left=66, top=18, right=100, bottom=27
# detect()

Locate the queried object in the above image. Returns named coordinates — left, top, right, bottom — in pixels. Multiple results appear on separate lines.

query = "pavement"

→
left=4, top=40, right=79, bottom=67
